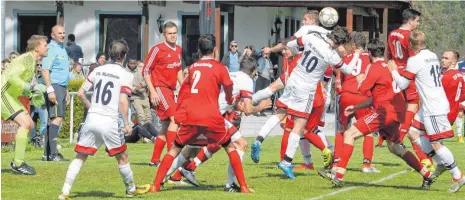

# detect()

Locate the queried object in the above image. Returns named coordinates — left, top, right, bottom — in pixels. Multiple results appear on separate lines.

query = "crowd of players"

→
left=1, top=6, right=463, bottom=200
left=56, top=7, right=465, bottom=198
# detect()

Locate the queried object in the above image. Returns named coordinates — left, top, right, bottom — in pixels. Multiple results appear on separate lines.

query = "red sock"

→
left=377, top=136, right=384, bottom=146
left=153, top=154, right=175, bottom=186
left=333, top=131, right=344, bottom=166
left=336, top=143, right=354, bottom=180
left=228, top=150, right=248, bottom=188
left=280, top=129, right=290, bottom=161
left=362, top=136, right=374, bottom=168
left=304, top=132, right=326, bottom=151
left=410, top=141, right=432, bottom=163
left=170, top=169, right=182, bottom=181
left=402, top=151, right=430, bottom=178
left=150, top=137, right=166, bottom=163
left=166, top=131, right=177, bottom=151
left=399, top=130, right=408, bottom=143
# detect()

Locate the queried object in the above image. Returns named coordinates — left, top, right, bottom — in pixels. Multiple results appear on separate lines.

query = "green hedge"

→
left=59, top=79, right=85, bottom=139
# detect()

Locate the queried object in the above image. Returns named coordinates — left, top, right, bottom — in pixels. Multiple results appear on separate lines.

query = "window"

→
left=284, top=18, right=290, bottom=38
left=99, top=15, right=142, bottom=60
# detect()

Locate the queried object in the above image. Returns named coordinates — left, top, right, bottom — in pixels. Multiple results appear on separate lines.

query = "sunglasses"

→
left=230, top=45, right=238, bottom=48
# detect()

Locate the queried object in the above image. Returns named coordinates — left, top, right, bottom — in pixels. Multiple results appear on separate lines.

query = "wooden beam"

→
left=218, top=1, right=409, bottom=9
left=215, top=7, right=221, bottom=61
left=382, top=8, right=388, bottom=42
left=346, top=8, right=353, bottom=33
left=143, top=3, right=149, bottom=59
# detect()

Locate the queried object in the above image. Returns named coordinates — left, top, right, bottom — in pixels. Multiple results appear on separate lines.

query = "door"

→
left=99, top=15, right=142, bottom=60
left=17, top=15, right=56, bottom=53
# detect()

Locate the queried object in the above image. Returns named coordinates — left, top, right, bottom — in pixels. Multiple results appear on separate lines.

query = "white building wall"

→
left=3, top=1, right=307, bottom=62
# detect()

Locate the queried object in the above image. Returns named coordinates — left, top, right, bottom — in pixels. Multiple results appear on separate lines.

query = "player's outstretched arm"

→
left=388, top=60, right=410, bottom=90
left=242, top=98, right=272, bottom=115
left=354, top=97, right=373, bottom=110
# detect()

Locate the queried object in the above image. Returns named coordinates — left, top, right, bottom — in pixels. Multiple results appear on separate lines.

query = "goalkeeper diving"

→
left=1, top=35, right=49, bottom=175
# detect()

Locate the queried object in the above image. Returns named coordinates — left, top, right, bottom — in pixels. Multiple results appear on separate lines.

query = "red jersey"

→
left=441, top=69, right=465, bottom=121
left=339, top=52, right=371, bottom=94
left=358, top=59, right=406, bottom=122
left=387, top=28, right=414, bottom=68
left=143, top=42, right=182, bottom=90
left=280, top=53, right=302, bottom=84
left=180, top=58, right=233, bottom=131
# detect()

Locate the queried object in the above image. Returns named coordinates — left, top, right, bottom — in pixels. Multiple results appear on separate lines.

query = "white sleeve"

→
left=293, top=25, right=330, bottom=38
left=337, top=53, right=360, bottom=74
left=391, top=70, right=410, bottom=90
left=120, top=73, right=134, bottom=95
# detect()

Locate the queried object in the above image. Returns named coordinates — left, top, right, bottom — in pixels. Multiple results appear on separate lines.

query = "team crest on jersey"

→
left=167, top=54, right=171, bottom=58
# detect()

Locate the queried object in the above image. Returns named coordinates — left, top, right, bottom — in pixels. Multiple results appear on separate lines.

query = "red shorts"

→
left=276, top=99, right=287, bottom=110
left=338, top=92, right=371, bottom=130
left=176, top=118, right=237, bottom=147
left=353, top=109, right=400, bottom=143
left=154, top=86, right=176, bottom=120
left=283, top=106, right=323, bottom=133
left=403, top=81, right=420, bottom=104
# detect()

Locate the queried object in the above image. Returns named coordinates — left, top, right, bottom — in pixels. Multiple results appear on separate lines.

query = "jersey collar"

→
left=164, top=41, right=177, bottom=51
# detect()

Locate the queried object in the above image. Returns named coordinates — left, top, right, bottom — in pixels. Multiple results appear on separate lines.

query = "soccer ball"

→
left=319, top=7, right=339, bottom=28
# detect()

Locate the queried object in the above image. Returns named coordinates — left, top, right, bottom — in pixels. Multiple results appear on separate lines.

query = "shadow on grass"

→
left=371, top=162, right=401, bottom=167
left=342, top=180, right=440, bottom=191
left=248, top=172, right=311, bottom=179
left=131, top=162, right=153, bottom=166
left=1, top=169, right=14, bottom=174
left=72, top=191, right=119, bottom=198
left=169, top=183, right=223, bottom=191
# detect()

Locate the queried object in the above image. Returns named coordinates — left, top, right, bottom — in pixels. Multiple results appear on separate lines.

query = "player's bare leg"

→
left=151, top=143, right=185, bottom=192
left=11, top=112, right=36, bottom=175
left=408, top=127, right=465, bottom=192
left=252, top=109, right=287, bottom=163
left=456, top=110, right=464, bottom=143
left=278, top=117, right=307, bottom=179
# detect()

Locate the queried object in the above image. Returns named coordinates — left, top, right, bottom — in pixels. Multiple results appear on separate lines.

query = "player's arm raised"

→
left=336, top=48, right=362, bottom=75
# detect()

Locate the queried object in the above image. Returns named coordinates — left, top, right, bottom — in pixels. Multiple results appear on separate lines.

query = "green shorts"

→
left=1, top=83, right=25, bottom=120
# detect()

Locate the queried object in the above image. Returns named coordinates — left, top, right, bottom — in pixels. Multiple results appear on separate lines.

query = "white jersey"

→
left=293, top=25, right=331, bottom=38
left=288, top=32, right=343, bottom=93
left=82, top=64, right=134, bottom=120
left=218, top=71, right=254, bottom=114
left=405, top=49, right=449, bottom=116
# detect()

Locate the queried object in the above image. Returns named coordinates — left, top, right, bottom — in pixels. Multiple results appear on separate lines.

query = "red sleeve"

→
left=334, top=69, right=342, bottom=94
left=297, top=37, right=304, bottom=46
left=120, top=86, right=132, bottom=95
left=360, top=55, right=371, bottom=74
left=324, top=66, right=333, bottom=78
left=398, top=69, right=416, bottom=80
left=239, top=90, right=253, bottom=99
left=358, top=64, right=378, bottom=96
left=143, top=46, right=159, bottom=77
left=459, top=78, right=465, bottom=102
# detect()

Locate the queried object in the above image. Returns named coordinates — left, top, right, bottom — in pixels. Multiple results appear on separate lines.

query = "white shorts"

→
left=75, top=114, right=126, bottom=157
left=278, top=78, right=316, bottom=118
left=411, top=109, right=454, bottom=142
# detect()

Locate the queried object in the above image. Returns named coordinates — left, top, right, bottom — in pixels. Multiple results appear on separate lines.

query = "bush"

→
left=59, top=79, right=85, bottom=139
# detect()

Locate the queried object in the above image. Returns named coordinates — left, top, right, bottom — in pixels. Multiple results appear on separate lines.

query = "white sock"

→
left=119, top=163, right=135, bottom=193
left=193, top=147, right=213, bottom=167
left=167, top=154, right=186, bottom=176
left=412, top=136, right=434, bottom=155
left=62, top=159, right=84, bottom=195
left=257, top=115, right=282, bottom=141
left=252, top=87, right=274, bottom=104
left=456, top=117, right=463, bottom=136
left=434, top=146, right=462, bottom=180
left=226, top=150, right=244, bottom=186
left=283, top=132, right=301, bottom=164
left=299, top=139, right=311, bottom=165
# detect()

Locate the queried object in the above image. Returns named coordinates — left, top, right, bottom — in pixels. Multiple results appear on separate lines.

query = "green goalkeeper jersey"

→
left=1, top=52, right=36, bottom=97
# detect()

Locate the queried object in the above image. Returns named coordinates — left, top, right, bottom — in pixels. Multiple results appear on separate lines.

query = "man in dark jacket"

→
left=65, top=34, right=83, bottom=62
left=221, top=40, right=242, bottom=72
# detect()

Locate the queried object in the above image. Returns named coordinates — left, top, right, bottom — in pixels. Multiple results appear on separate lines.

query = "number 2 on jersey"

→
left=95, top=79, right=114, bottom=105
left=191, top=70, right=201, bottom=94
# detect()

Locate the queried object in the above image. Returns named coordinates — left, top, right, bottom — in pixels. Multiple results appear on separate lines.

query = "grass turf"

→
left=2, top=136, right=465, bottom=200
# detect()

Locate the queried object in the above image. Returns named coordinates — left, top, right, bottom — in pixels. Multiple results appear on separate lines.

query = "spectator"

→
left=30, top=61, right=48, bottom=147
left=1, top=58, right=9, bottom=72
left=240, top=45, right=258, bottom=63
left=255, top=48, right=274, bottom=116
left=221, top=40, right=243, bottom=72
left=8, top=51, right=19, bottom=61
left=41, top=25, right=70, bottom=162
left=69, top=62, right=85, bottom=81
left=125, top=59, right=158, bottom=141
left=65, top=34, right=83, bottom=62
left=96, top=52, right=106, bottom=66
